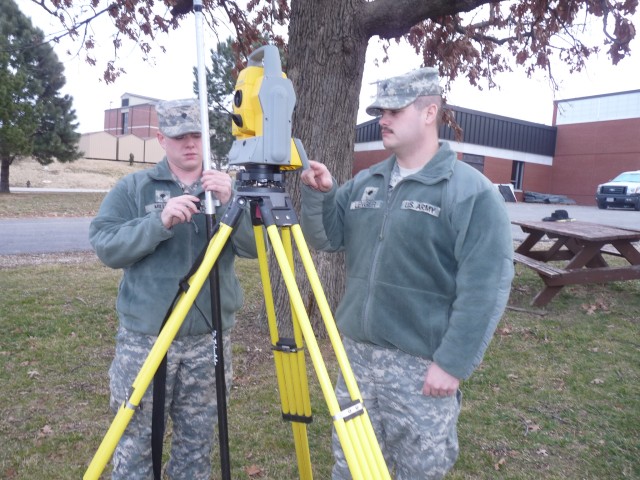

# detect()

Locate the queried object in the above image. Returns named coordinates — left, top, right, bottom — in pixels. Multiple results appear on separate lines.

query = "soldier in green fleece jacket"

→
left=89, top=99, right=257, bottom=479
left=300, top=68, right=514, bottom=479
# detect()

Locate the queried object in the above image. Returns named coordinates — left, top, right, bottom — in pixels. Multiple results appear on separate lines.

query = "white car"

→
left=595, top=170, right=640, bottom=210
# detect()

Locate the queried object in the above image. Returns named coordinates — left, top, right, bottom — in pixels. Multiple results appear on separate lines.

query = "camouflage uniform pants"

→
left=332, top=337, right=461, bottom=480
left=109, top=327, right=232, bottom=480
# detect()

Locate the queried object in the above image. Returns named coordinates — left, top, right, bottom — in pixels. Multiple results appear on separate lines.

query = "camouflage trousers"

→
left=332, top=337, right=461, bottom=480
left=109, top=327, right=232, bottom=480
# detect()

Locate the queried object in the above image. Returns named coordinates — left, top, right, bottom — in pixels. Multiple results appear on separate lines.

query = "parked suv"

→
left=595, top=170, right=640, bottom=210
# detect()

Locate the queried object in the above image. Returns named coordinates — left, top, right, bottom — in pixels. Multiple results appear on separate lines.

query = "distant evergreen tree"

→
left=193, top=37, right=235, bottom=169
left=0, top=0, right=82, bottom=193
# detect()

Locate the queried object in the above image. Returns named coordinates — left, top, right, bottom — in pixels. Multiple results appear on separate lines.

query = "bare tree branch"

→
left=361, top=0, right=500, bottom=39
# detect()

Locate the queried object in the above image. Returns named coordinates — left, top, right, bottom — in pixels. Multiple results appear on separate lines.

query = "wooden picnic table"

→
left=511, top=220, right=640, bottom=307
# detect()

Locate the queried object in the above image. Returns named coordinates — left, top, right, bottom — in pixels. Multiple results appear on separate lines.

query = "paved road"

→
left=0, top=217, right=93, bottom=255
left=0, top=202, right=637, bottom=255
left=11, top=187, right=109, bottom=193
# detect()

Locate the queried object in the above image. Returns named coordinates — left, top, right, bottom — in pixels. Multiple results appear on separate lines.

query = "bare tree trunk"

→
left=263, top=0, right=369, bottom=334
left=1, top=158, right=13, bottom=193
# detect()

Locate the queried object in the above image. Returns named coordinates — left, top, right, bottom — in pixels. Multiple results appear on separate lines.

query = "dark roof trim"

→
left=447, top=104, right=552, bottom=128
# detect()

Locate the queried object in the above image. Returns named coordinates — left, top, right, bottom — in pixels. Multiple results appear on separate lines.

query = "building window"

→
left=121, top=112, right=129, bottom=134
left=462, top=153, right=484, bottom=173
left=122, top=98, right=129, bottom=107
left=511, top=161, right=524, bottom=190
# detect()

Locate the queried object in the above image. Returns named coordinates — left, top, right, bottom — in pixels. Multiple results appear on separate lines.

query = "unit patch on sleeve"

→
left=350, top=186, right=382, bottom=210
left=401, top=200, right=441, bottom=217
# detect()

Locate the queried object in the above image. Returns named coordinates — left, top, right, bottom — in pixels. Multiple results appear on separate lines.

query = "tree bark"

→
left=263, top=0, right=369, bottom=333
left=1, top=158, right=12, bottom=193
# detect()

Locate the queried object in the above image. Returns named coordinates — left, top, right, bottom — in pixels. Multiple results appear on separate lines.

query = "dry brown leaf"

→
left=498, top=326, right=512, bottom=336
left=3, top=467, right=17, bottom=478
left=494, top=457, right=507, bottom=470
left=582, top=300, right=610, bottom=315
left=245, top=464, right=264, bottom=477
left=583, top=304, right=597, bottom=315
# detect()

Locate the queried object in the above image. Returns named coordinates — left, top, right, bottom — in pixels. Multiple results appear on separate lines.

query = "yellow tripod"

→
left=84, top=166, right=390, bottom=480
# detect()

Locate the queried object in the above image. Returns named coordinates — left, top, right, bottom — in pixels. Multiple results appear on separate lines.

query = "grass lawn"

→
left=0, top=192, right=638, bottom=479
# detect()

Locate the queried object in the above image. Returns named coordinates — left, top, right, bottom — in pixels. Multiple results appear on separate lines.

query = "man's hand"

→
left=201, top=170, right=233, bottom=205
left=300, top=160, right=333, bottom=192
left=422, top=362, right=460, bottom=397
left=161, top=195, right=202, bottom=229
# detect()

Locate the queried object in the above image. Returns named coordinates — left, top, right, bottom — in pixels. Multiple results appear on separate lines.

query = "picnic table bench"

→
left=512, top=220, right=640, bottom=307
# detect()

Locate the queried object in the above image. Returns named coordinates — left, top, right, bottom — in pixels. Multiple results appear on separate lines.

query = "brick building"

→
left=551, top=90, right=640, bottom=204
left=103, top=93, right=161, bottom=138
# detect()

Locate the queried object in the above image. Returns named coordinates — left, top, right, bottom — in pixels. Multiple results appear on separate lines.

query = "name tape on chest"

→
left=350, top=200, right=383, bottom=210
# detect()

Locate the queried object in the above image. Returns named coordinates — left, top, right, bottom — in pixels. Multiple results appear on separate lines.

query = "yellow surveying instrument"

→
left=84, top=44, right=390, bottom=480
left=228, top=44, right=305, bottom=170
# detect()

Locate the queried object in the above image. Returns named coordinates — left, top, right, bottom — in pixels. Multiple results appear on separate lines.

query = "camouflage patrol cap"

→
left=365, top=67, right=442, bottom=117
left=156, top=98, right=201, bottom=138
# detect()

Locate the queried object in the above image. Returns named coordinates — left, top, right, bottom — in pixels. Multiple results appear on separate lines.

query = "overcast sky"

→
left=17, top=0, right=640, bottom=133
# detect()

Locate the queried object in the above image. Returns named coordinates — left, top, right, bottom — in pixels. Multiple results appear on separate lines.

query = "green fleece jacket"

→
left=89, top=158, right=257, bottom=337
left=300, top=142, right=514, bottom=379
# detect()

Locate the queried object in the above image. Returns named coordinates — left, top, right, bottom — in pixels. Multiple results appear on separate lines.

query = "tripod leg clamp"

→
left=333, top=400, right=364, bottom=423
left=281, top=411, right=314, bottom=424
left=125, top=387, right=142, bottom=411
left=272, top=337, right=302, bottom=353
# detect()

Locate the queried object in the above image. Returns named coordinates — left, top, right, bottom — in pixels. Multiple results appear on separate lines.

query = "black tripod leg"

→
left=205, top=212, right=231, bottom=480
left=208, top=196, right=247, bottom=479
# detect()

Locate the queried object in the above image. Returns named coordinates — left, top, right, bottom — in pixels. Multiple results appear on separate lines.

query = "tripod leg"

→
left=84, top=225, right=234, bottom=480
left=254, top=225, right=314, bottom=480
left=282, top=226, right=314, bottom=480
left=264, top=224, right=391, bottom=480
left=291, top=224, right=390, bottom=477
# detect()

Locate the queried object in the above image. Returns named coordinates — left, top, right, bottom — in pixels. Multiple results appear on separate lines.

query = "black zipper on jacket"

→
left=361, top=176, right=401, bottom=340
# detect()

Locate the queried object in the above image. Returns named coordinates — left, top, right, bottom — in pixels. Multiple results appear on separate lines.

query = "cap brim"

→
left=160, top=125, right=202, bottom=138
left=365, top=96, right=417, bottom=117
left=365, top=106, right=383, bottom=117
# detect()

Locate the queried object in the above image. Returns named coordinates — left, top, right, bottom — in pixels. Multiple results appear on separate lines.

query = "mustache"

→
left=381, top=127, right=393, bottom=134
